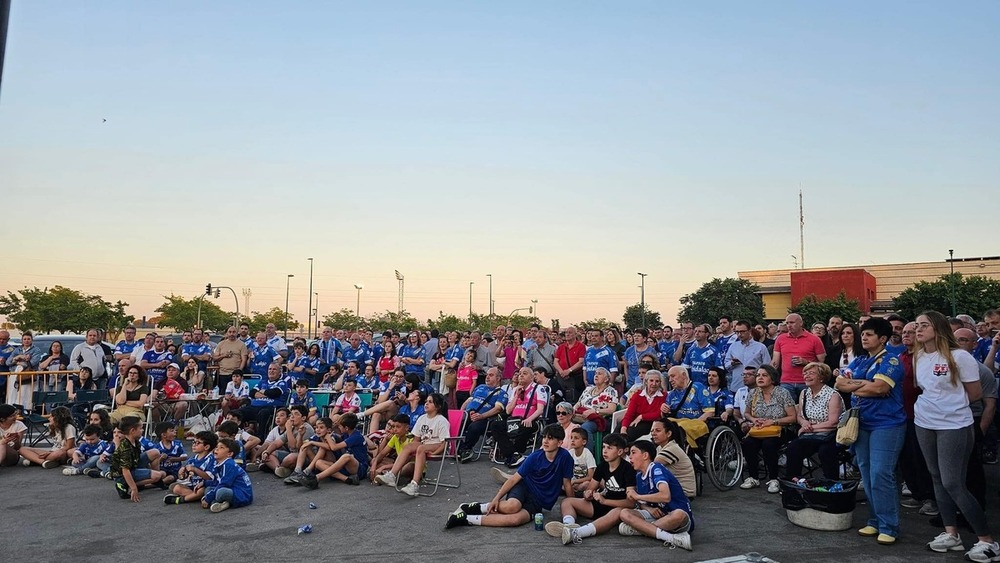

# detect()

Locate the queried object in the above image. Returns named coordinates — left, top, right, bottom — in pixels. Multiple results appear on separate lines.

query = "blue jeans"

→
left=854, top=424, right=905, bottom=537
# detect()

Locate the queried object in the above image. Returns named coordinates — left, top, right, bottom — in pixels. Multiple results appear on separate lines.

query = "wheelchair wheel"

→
left=705, top=425, right=743, bottom=491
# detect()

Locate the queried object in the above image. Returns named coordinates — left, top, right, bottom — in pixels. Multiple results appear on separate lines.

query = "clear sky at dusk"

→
left=1, top=1, right=997, bottom=328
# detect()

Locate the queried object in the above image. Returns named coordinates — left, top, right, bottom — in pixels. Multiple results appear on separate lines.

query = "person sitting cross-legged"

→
left=617, top=439, right=694, bottom=551
left=445, top=423, right=573, bottom=529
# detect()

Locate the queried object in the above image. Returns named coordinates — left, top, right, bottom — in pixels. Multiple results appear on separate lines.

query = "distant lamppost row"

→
left=354, top=284, right=364, bottom=317
left=638, top=272, right=648, bottom=328
left=284, top=274, right=294, bottom=339
left=486, top=273, right=493, bottom=320
left=307, top=257, right=314, bottom=339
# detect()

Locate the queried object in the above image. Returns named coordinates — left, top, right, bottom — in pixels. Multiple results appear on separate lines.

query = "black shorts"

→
left=506, top=481, right=544, bottom=515
left=589, top=499, right=616, bottom=518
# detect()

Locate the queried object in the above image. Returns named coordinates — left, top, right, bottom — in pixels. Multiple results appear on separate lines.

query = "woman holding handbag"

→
left=834, top=317, right=905, bottom=546
left=912, top=311, right=997, bottom=561
left=783, top=362, right=843, bottom=479
left=740, top=365, right=796, bottom=493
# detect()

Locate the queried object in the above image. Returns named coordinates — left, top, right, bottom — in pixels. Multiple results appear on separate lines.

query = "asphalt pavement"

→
left=4, top=452, right=998, bottom=563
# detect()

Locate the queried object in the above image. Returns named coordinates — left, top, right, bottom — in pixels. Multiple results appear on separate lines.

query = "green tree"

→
left=623, top=303, right=662, bottom=330
left=427, top=312, right=472, bottom=334
left=789, top=292, right=863, bottom=329
left=248, top=307, right=301, bottom=333
left=155, top=295, right=235, bottom=332
left=321, top=308, right=366, bottom=331
left=575, top=317, right=613, bottom=330
left=678, top=278, right=764, bottom=326
left=893, top=273, right=1000, bottom=321
left=365, top=310, right=420, bottom=333
left=0, top=286, right=134, bottom=334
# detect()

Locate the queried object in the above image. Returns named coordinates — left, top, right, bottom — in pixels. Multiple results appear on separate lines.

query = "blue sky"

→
left=1, top=1, right=997, bottom=327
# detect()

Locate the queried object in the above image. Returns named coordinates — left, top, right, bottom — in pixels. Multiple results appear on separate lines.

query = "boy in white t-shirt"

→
left=375, top=393, right=451, bottom=496
left=568, top=427, right=596, bottom=494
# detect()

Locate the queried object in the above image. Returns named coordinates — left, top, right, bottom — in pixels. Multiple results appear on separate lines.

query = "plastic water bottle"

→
left=534, top=513, right=543, bottom=531
left=297, top=524, right=313, bottom=535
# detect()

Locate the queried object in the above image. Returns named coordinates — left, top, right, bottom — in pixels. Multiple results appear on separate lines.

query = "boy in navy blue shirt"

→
left=202, top=438, right=253, bottom=512
left=164, top=431, right=218, bottom=505
left=152, top=421, right=188, bottom=484
left=617, top=439, right=694, bottom=551
left=300, top=412, right=369, bottom=488
left=217, top=421, right=247, bottom=465
left=446, top=423, right=573, bottom=529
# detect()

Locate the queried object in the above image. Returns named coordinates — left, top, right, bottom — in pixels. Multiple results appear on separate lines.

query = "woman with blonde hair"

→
left=912, top=311, right=996, bottom=560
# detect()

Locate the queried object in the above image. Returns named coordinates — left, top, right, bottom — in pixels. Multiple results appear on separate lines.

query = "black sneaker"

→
left=115, top=481, right=130, bottom=500
left=83, top=468, right=102, bottom=478
left=445, top=509, right=469, bottom=529
left=302, top=474, right=319, bottom=490
left=459, top=502, right=482, bottom=515
left=163, top=493, right=183, bottom=505
left=507, top=453, right=525, bottom=468
left=347, top=474, right=360, bottom=486
left=458, top=450, right=474, bottom=464
left=154, top=479, right=170, bottom=491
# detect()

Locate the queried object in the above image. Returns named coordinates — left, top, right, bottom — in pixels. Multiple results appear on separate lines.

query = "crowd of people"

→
left=2, top=307, right=1000, bottom=559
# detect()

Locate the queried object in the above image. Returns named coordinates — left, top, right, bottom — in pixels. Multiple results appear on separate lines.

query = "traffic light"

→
left=205, top=283, right=212, bottom=295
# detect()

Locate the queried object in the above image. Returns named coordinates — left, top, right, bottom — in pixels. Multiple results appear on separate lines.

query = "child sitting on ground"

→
left=546, top=432, right=636, bottom=545
left=567, top=427, right=596, bottom=495
left=298, top=412, right=369, bottom=488
left=62, top=424, right=110, bottom=477
left=283, top=416, right=335, bottom=485
left=368, top=414, right=414, bottom=484
left=18, top=406, right=77, bottom=469
left=221, top=412, right=262, bottom=457
left=201, top=438, right=253, bottom=513
left=445, top=423, right=573, bottom=529
left=111, top=419, right=167, bottom=502
left=164, top=430, right=218, bottom=505
left=246, top=407, right=288, bottom=470
left=152, top=421, right=188, bottom=485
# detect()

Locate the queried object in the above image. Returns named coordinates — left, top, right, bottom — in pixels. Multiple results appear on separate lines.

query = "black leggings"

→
left=742, top=435, right=785, bottom=480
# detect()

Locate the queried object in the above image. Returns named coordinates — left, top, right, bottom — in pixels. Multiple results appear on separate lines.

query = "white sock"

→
left=467, top=515, right=483, bottom=526
left=655, top=529, right=672, bottom=542
left=563, top=515, right=576, bottom=525
left=479, top=503, right=490, bottom=513
left=577, top=523, right=597, bottom=538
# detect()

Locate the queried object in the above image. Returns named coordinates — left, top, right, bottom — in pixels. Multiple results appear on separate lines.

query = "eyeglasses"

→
left=556, top=411, right=570, bottom=416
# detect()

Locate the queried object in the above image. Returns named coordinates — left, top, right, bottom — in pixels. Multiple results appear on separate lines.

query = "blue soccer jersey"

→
left=206, top=457, right=253, bottom=507
left=182, top=343, right=212, bottom=371
left=289, top=391, right=316, bottom=411
left=584, top=345, right=618, bottom=386
left=444, top=344, right=465, bottom=367
left=77, top=439, right=109, bottom=459
left=249, top=346, right=280, bottom=377
left=636, top=461, right=694, bottom=532
left=141, top=350, right=173, bottom=383
left=341, top=346, right=371, bottom=368
left=657, top=340, right=678, bottom=368
left=624, top=345, right=659, bottom=388
left=250, top=378, right=289, bottom=407
left=400, top=345, right=424, bottom=376
left=682, top=343, right=720, bottom=385
left=666, top=381, right=714, bottom=420
left=516, top=448, right=574, bottom=511
left=154, top=439, right=188, bottom=474
left=398, top=403, right=426, bottom=430
left=187, top=453, right=216, bottom=486
left=114, top=340, right=138, bottom=357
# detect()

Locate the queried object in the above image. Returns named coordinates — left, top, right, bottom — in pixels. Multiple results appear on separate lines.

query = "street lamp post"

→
left=948, top=249, right=956, bottom=316
left=469, top=282, right=474, bottom=318
left=307, top=258, right=314, bottom=339
left=486, top=273, right=493, bottom=321
left=284, top=274, right=294, bottom=339
left=314, top=292, right=319, bottom=334
left=638, top=272, right=648, bottom=328
left=395, top=270, right=404, bottom=314
left=354, top=284, right=363, bottom=317
left=531, top=299, right=538, bottom=319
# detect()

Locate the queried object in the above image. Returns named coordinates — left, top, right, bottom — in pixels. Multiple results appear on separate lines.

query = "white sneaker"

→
left=618, top=522, right=642, bottom=536
left=766, top=479, right=780, bottom=494
left=375, top=472, right=396, bottom=488
left=562, top=526, right=583, bottom=545
left=901, top=483, right=912, bottom=496
left=965, top=541, right=1000, bottom=562
left=20, top=458, right=31, bottom=467
left=209, top=501, right=230, bottom=513
left=668, top=531, right=692, bottom=551
left=740, top=477, right=760, bottom=489
left=400, top=480, right=420, bottom=497
left=927, top=532, right=963, bottom=553
left=491, top=467, right=513, bottom=485
left=62, top=467, right=80, bottom=476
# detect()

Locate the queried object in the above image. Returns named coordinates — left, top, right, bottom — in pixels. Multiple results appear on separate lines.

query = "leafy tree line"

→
left=3, top=273, right=994, bottom=336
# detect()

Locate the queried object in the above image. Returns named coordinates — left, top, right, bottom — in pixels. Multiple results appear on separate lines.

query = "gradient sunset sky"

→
left=1, top=1, right=997, bottom=328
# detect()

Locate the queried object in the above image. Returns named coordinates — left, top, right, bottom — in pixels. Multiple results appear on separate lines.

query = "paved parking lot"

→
left=4, top=454, right=997, bottom=562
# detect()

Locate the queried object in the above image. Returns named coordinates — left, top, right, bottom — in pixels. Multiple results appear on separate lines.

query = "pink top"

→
left=457, top=365, right=477, bottom=392
left=773, top=332, right=827, bottom=384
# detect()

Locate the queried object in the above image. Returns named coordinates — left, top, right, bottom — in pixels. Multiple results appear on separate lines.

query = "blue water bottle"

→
left=534, top=513, right=543, bottom=531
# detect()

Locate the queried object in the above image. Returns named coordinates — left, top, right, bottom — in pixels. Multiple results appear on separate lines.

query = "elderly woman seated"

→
left=783, top=362, right=844, bottom=480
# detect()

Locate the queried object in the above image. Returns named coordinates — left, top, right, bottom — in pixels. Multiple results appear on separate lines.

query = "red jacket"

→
left=622, top=390, right=665, bottom=427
